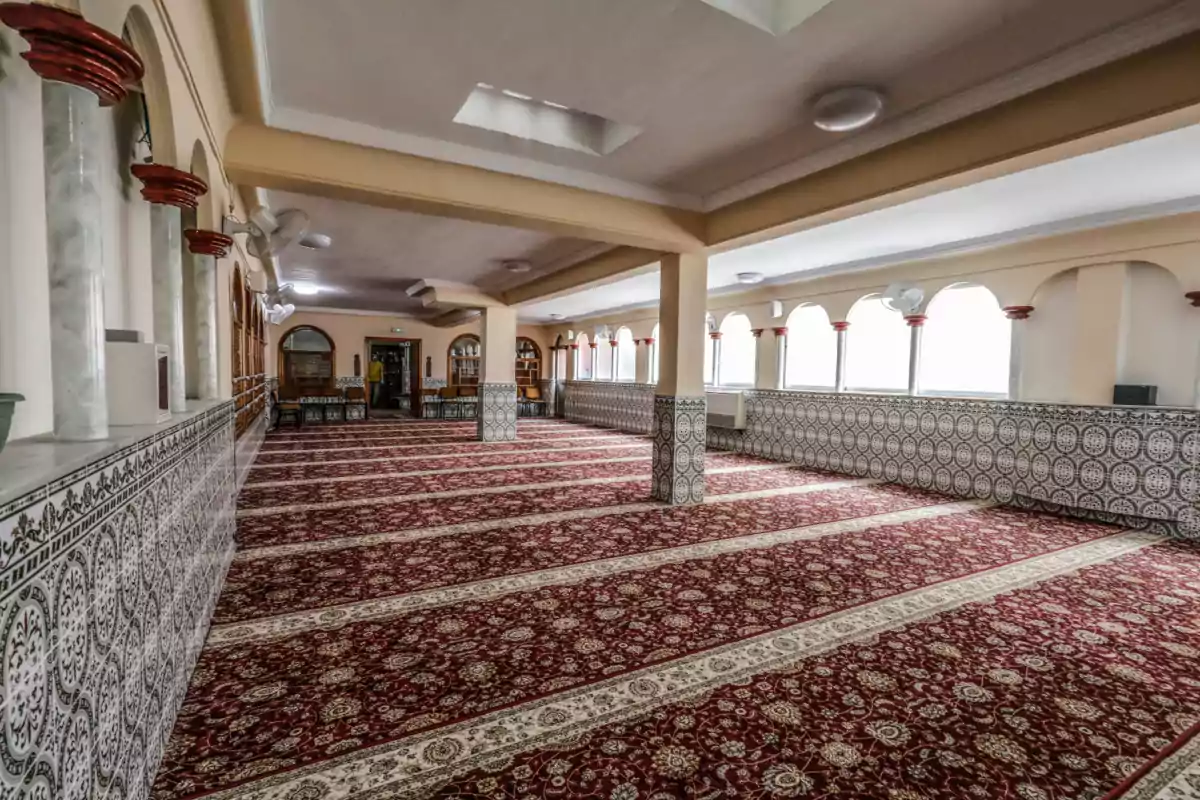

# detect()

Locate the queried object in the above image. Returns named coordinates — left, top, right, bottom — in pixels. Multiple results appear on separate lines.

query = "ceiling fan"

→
left=223, top=206, right=311, bottom=258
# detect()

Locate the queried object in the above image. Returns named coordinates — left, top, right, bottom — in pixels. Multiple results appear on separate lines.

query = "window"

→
left=616, top=327, right=636, bottom=381
left=921, top=284, right=1011, bottom=396
left=594, top=330, right=614, bottom=381
left=718, top=313, right=756, bottom=386
left=784, top=305, right=837, bottom=388
left=650, top=323, right=660, bottom=384
left=845, top=295, right=908, bottom=392
left=576, top=333, right=592, bottom=379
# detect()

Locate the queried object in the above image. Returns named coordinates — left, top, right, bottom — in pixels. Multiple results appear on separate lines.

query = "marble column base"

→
left=477, top=383, right=518, bottom=441
left=651, top=394, right=706, bottom=504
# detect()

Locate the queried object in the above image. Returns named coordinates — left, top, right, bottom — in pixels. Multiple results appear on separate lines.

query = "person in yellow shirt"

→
left=368, top=354, right=384, bottom=408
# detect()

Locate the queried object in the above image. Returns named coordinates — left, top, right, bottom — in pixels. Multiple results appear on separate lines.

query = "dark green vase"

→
left=0, top=393, right=24, bottom=454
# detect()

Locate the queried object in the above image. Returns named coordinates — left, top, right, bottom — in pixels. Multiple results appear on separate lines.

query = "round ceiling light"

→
left=811, top=87, right=885, bottom=132
left=548, top=313, right=565, bottom=320
left=737, top=272, right=765, bottom=285
left=299, top=232, right=333, bottom=250
left=504, top=260, right=533, bottom=274
left=291, top=282, right=320, bottom=296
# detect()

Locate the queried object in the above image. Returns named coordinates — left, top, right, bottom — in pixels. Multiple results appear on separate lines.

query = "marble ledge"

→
left=0, top=399, right=230, bottom=508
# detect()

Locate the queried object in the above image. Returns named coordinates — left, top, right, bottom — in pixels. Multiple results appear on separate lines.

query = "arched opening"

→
left=921, top=284, right=1010, bottom=396
left=516, top=336, right=542, bottom=388
left=845, top=294, right=908, bottom=392
left=576, top=332, right=593, bottom=379
left=448, top=334, right=481, bottom=387
left=594, top=328, right=614, bottom=381
left=718, top=312, right=755, bottom=387
left=785, top=304, right=836, bottom=389
left=278, top=325, right=334, bottom=396
left=615, top=327, right=636, bottom=381
left=121, top=6, right=177, bottom=166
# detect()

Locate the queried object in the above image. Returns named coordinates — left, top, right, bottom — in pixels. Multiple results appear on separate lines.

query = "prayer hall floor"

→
left=153, top=418, right=1200, bottom=800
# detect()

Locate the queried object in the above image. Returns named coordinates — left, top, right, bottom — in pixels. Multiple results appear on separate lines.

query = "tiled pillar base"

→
left=477, top=383, right=518, bottom=441
left=651, top=395, right=707, bottom=504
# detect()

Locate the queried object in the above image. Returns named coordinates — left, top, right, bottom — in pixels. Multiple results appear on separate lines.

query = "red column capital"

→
left=751, top=328, right=764, bottom=338
left=183, top=229, right=233, bottom=258
left=643, top=337, right=655, bottom=346
left=569, top=344, right=579, bottom=351
left=1003, top=305, right=1035, bottom=320
left=609, top=340, right=618, bottom=347
left=1186, top=292, right=1200, bottom=307
left=772, top=327, right=788, bottom=337
left=0, top=2, right=144, bottom=106
left=588, top=342, right=598, bottom=349
left=131, top=164, right=209, bottom=209
left=904, top=314, right=927, bottom=327
left=709, top=331, right=723, bottom=340
left=831, top=321, right=850, bottom=332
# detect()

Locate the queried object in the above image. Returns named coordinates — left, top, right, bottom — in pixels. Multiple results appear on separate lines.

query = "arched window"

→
left=785, top=305, right=837, bottom=389
left=650, top=323, right=660, bottom=384
left=921, top=284, right=1011, bottom=396
left=279, top=325, right=334, bottom=395
left=845, top=295, right=908, bottom=392
left=448, top=334, right=481, bottom=386
left=594, top=329, right=614, bottom=381
left=515, top=337, right=541, bottom=389
left=718, top=313, right=756, bottom=386
left=576, top=332, right=593, bottom=379
left=703, top=315, right=715, bottom=385
left=615, top=327, right=636, bottom=381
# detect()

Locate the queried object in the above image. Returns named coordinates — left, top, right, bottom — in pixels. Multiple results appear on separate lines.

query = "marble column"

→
left=1004, top=305, right=1034, bottom=401
left=833, top=321, right=850, bottom=393
left=132, top=164, right=209, bottom=414
left=905, top=314, right=926, bottom=396
left=566, top=344, right=579, bottom=381
left=184, top=229, right=233, bottom=400
left=653, top=253, right=708, bottom=505
left=709, top=331, right=723, bottom=386
left=587, top=342, right=598, bottom=381
left=609, top=340, right=619, bottom=382
left=634, top=339, right=652, bottom=385
left=477, top=306, right=518, bottom=441
left=773, top=327, right=788, bottom=390
left=0, top=3, right=144, bottom=440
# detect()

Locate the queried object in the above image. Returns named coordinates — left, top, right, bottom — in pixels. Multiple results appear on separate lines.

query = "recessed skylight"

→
left=456, top=83, right=642, bottom=157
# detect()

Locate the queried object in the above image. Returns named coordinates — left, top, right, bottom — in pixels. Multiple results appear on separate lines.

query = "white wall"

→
left=0, top=26, right=53, bottom=439
left=1123, top=262, right=1198, bottom=408
left=1023, top=269, right=1078, bottom=404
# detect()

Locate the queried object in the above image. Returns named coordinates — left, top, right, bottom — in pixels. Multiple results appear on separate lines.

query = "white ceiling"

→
left=251, top=0, right=1200, bottom=319
left=518, top=124, right=1200, bottom=322
left=267, top=190, right=596, bottom=313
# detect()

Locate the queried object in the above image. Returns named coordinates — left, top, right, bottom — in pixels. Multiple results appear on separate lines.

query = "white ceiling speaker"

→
left=504, top=260, right=533, bottom=274
left=223, top=206, right=311, bottom=259
left=811, top=87, right=885, bottom=132
left=299, top=232, right=333, bottom=250
left=737, top=271, right=765, bottom=285
left=881, top=282, right=925, bottom=315
left=266, top=303, right=295, bottom=325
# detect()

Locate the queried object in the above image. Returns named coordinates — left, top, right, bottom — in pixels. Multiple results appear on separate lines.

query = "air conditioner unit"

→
left=706, top=389, right=746, bottom=430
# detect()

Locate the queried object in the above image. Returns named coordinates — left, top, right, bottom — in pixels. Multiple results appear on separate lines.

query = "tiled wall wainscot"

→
left=0, top=402, right=238, bottom=800
left=563, top=381, right=655, bottom=435
left=235, top=408, right=268, bottom=493
left=707, top=390, right=1200, bottom=539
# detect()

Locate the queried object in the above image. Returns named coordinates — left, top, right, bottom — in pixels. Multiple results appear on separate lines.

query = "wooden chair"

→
left=520, top=385, right=548, bottom=417
left=272, top=391, right=302, bottom=429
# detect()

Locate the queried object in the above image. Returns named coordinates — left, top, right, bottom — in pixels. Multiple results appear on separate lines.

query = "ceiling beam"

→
left=223, top=124, right=706, bottom=252
left=502, top=246, right=663, bottom=306
left=706, top=30, right=1200, bottom=249
left=207, top=0, right=265, bottom=123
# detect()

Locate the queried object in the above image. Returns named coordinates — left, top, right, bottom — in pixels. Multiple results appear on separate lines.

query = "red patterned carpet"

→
left=155, top=418, right=1200, bottom=800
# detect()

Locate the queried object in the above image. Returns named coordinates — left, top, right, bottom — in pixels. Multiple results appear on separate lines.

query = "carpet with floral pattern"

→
left=153, top=418, right=1200, bottom=800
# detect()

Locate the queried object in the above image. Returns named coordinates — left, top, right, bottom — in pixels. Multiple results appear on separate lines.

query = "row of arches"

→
left=569, top=284, right=1012, bottom=397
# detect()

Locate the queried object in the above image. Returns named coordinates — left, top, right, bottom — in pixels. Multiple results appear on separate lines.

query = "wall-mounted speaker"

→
left=1113, top=385, right=1157, bottom=406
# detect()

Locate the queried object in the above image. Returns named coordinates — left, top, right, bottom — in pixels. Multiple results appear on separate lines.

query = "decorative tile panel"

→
left=0, top=402, right=237, bottom=799
left=335, top=377, right=365, bottom=389
left=563, top=381, right=655, bottom=434
left=706, top=390, right=1200, bottom=539
left=477, top=383, right=518, bottom=442
left=423, top=378, right=447, bottom=390
left=651, top=395, right=707, bottom=505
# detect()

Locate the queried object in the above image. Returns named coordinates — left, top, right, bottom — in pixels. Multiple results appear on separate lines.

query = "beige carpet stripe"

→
left=235, top=478, right=881, bottom=562
left=248, top=455, right=652, bottom=489
left=256, top=432, right=640, bottom=456
left=206, top=529, right=1163, bottom=800
left=1111, top=731, right=1200, bottom=800
left=236, top=463, right=780, bottom=518
left=211, top=499, right=992, bottom=646
left=249, top=441, right=651, bottom=471
left=266, top=422, right=578, bottom=438
left=261, top=427, right=583, bottom=446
